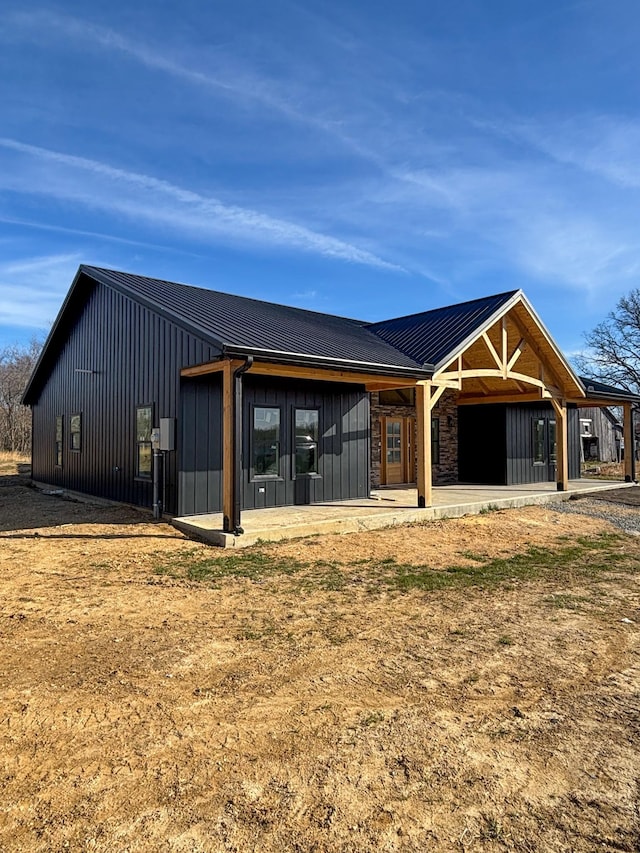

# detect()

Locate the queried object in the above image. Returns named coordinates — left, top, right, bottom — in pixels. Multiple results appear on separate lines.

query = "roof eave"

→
left=22, top=266, right=86, bottom=405
left=222, top=344, right=434, bottom=379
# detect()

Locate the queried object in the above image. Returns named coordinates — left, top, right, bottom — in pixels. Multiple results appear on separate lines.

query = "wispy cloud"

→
left=0, top=215, right=203, bottom=256
left=515, top=115, right=640, bottom=190
left=0, top=138, right=401, bottom=271
left=0, top=253, right=81, bottom=329
left=5, top=9, right=385, bottom=167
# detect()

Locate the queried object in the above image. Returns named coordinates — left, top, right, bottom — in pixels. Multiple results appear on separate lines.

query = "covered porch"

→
left=172, top=478, right=632, bottom=548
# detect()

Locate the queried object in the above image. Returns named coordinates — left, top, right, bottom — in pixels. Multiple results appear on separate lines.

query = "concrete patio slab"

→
left=172, top=479, right=636, bottom=548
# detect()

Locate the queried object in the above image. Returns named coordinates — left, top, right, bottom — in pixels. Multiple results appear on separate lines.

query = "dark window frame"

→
left=55, top=415, right=63, bottom=467
left=292, top=406, right=321, bottom=479
left=250, top=404, right=283, bottom=481
left=532, top=417, right=546, bottom=465
left=549, top=418, right=557, bottom=466
left=431, top=416, right=440, bottom=466
left=135, top=403, right=154, bottom=481
left=70, top=412, right=82, bottom=452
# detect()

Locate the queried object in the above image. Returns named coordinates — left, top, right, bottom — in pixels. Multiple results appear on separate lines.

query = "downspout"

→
left=152, top=446, right=163, bottom=520
left=232, top=356, right=254, bottom=534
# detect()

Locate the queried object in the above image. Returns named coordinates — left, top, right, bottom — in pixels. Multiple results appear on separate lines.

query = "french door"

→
left=382, top=416, right=415, bottom=485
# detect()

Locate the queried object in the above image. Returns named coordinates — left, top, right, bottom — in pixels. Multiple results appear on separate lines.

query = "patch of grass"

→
left=376, top=533, right=629, bottom=593
left=360, top=710, right=385, bottom=727
left=544, top=593, right=593, bottom=610
left=458, top=550, right=489, bottom=562
left=152, top=532, right=634, bottom=600
left=235, top=623, right=276, bottom=641
left=479, top=503, right=501, bottom=514
left=481, top=814, right=505, bottom=841
left=154, top=549, right=308, bottom=583
left=498, top=634, right=514, bottom=646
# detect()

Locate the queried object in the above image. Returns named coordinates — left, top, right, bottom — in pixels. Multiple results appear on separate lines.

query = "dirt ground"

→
left=1, top=455, right=639, bottom=852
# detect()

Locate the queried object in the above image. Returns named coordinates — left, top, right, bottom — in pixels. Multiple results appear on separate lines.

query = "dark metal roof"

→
left=366, top=290, right=520, bottom=368
left=82, top=266, right=424, bottom=373
left=579, top=376, right=640, bottom=403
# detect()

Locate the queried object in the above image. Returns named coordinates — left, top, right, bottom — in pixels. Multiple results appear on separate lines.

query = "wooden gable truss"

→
left=415, top=293, right=587, bottom=507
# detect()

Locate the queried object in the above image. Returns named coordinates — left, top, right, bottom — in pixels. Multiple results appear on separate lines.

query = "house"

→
left=577, top=403, right=622, bottom=463
left=23, top=266, right=639, bottom=533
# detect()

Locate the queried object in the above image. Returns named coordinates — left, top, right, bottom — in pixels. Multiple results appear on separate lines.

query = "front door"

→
left=532, top=416, right=557, bottom=481
left=382, top=417, right=415, bottom=485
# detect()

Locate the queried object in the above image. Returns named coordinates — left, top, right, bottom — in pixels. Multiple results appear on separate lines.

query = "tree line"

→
left=0, top=340, right=42, bottom=454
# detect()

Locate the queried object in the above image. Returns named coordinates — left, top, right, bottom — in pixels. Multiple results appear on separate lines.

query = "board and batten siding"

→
left=31, top=277, right=220, bottom=514
left=505, top=404, right=580, bottom=484
left=177, top=375, right=370, bottom=515
left=242, top=376, right=370, bottom=510
left=458, top=402, right=580, bottom=486
left=178, top=376, right=223, bottom=516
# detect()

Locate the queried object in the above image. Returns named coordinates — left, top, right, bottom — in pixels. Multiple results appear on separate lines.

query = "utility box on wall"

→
left=159, top=418, right=176, bottom=452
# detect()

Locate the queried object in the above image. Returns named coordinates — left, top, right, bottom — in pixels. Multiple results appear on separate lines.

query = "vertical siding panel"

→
left=30, top=275, right=222, bottom=514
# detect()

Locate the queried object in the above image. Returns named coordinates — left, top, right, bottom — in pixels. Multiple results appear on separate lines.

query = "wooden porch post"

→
left=416, top=381, right=432, bottom=507
left=551, top=398, right=569, bottom=491
left=623, top=403, right=634, bottom=482
left=222, top=360, right=234, bottom=532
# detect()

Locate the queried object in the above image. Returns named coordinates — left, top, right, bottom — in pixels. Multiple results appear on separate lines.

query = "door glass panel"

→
left=295, top=409, right=319, bottom=475
left=549, top=419, right=557, bottom=464
left=532, top=418, right=545, bottom=464
left=386, top=421, right=402, bottom=464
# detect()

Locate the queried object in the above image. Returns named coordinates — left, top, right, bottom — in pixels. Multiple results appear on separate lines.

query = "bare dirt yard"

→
left=1, top=453, right=639, bottom=852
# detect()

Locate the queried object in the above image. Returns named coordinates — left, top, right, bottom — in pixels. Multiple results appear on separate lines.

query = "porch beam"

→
left=432, top=378, right=461, bottom=390
left=415, top=382, right=433, bottom=508
left=444, top=367, right=551, bottom=392
left=182, top=359, right=422, bottom=390
left=623, top=403, right=635, bottom=482
left=365, top=380, right=420, bottom=391
left=458, top=391, right=555, bottom=406
left=550, top=398, right=569, bottom=491
left=568, top=398, right=636, bottom=408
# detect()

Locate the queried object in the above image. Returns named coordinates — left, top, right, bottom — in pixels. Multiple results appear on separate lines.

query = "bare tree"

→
left=575, top=289, right=640, bottom=393
left=0, top=340, right=42, bottom=454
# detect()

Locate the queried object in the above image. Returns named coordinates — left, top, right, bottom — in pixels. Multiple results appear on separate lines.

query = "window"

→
left=549, top=419, right=557, bottom=465
left=431, top=417, right=440, bottom=465
left=136, top=405, right=153, bottom=479
left=386, top=419, right=402, bottom=465
left=532, top=418, right=546, bottom=464
left=70, top=413, right=82, bottom=451
left=55, top=416, right=63, bottom=467
left=252, top=407, right=281, bottom=477
left=294, top=409, right=319, bottom=475
left=378, top=388, right=416, bottom=406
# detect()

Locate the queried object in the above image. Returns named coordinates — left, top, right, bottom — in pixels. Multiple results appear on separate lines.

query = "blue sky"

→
left=1, top=1, right=640, bottom=356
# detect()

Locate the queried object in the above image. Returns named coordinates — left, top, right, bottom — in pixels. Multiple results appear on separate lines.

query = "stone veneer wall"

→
left=370, top=389, right=459, bottom=488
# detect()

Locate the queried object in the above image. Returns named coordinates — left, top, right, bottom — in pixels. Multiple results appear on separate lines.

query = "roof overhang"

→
left=182, top=354, right=431, bottom=390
